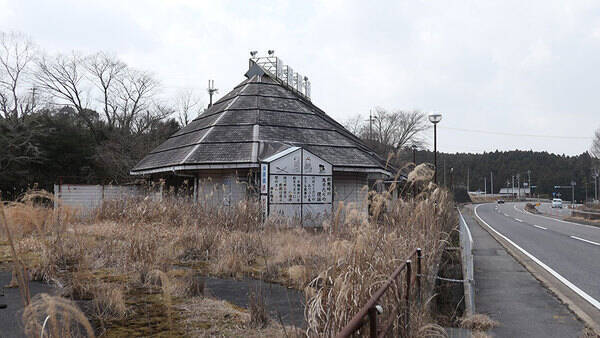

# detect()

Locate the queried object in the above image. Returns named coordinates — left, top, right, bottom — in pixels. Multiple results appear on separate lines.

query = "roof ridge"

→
left=257, top=73, right=390, bottom=168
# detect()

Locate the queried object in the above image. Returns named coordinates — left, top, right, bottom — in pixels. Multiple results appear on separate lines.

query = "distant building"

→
left=499, top=187, right=531, bottom=196
left=130, top=53, right=394, bottom=224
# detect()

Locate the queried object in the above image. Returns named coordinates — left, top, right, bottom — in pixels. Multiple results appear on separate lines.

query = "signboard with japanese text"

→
left=260, top=147, right=333, bottom=226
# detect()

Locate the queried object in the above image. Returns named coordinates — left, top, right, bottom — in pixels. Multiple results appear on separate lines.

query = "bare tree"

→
left=132, top=103, right=174, bottom=135
left=345, top=108, right=429, bottom=158
left=85, top=52, right=125, bottom=130
left=114, top=69, right=161, bottom=133
left=0, top=31, right=37, bottom=120
left=34, top=53, right=98, bottom=134
left=592, top=127, right=600, bottom=159
left=343, top=114, right=367, bottom=137
left=175, top=88, right=203, bottom=126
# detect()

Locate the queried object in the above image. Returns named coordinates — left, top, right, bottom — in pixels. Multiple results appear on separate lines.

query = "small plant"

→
left=92, top=283, right=129, bottom=321
left=459, top=313, right=499, bottom=331
left=249, top=286, right=269, bottom=329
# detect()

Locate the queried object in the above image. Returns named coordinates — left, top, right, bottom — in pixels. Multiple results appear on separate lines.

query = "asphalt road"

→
left=475, top=202, right=600, bottom=312
left=535, top=202, right=579, bottom=218
left=462, top=207, right=583, bottom=337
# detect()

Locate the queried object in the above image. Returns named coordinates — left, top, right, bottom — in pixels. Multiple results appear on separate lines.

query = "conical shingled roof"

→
left=131, top=66, right=392, bottom=176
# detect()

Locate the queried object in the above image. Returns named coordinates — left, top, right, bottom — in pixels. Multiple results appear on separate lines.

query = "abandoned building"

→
left=130, top=53, right=394, bottom=224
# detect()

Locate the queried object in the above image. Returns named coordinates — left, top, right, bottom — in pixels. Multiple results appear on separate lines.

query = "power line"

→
left=439, top=126, right=592, bottom=140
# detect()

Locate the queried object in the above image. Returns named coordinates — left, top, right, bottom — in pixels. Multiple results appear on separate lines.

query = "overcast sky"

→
left=1, top=0, right=598, bottom=155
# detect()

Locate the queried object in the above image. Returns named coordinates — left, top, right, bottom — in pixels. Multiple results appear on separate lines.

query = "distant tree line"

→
left=0, top=31, right=204, bottom=199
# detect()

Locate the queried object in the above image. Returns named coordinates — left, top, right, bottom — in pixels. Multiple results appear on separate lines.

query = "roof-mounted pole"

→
left=248, top=51, right=311, bottom=101
left=207, top=79, right=218, bottom=108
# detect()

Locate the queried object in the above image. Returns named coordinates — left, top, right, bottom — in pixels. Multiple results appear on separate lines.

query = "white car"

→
left=552, top=198, right=563, bottom=208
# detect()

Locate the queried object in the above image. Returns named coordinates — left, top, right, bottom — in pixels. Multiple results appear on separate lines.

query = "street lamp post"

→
left=412, top=144, right=417, bottom=166
left=428, top=113, right=442, bottom=184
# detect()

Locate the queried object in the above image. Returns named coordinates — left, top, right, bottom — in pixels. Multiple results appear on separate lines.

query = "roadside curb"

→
left=467, top=204, right=600, bottom=335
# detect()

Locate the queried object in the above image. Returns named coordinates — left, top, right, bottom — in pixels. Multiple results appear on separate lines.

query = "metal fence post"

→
left=417, top=248, right=422, bottom=304
left=368, top=306, right=377, bottom=338
left=405, top=260, right=412, bottom=336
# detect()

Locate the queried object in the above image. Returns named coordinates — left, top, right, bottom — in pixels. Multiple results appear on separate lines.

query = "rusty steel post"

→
left=405, top=260, right=412, bottom=336
left=368, top=306, right=377, bottom=338
left=417, top=248, right=422, bottom=304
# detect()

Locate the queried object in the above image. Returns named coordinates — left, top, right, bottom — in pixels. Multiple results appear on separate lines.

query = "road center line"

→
left=515, top=218, right=523, bottom=222
left=474, top=204, right=600, bottom=311
left=570, top=236, right=600, bottom=246
left=519, top=203, right=600, bottom=230
left=533, top=225, right=547, bottom=230
left=503, top=213, right=509, bottom=217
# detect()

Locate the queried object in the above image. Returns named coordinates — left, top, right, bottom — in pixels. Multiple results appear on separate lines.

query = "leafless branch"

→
left=0, top=31, right=37, bottom=120
left=85, top=52, right=126, bottom=129
left=175, top=88, right=203, bottom=126
left=592, top=127, right=600, bottom=159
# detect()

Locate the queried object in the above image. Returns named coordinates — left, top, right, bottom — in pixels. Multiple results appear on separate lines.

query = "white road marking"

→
left=570, top=236, right=600, bottom=246
left=474, top=204, right=600, bottom=311
left=533, top=225, right=547, bottom=230
left=503, top=213, right=509, bottom=217
left=515, top=218, right=523, bottom=222
left=514, top=204, right=526, bottom=214
left=516, top=203, right=600, bottom=230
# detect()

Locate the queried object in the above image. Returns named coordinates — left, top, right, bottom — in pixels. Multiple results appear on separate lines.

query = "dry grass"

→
left=180, top=297, right=304, bottom=337
left=1, top=168, right=455, bottom=336
left=304, top=180, right=455, bottom=336
left=459, top=313, right=499, bottom=331
left=91, top=282, right=129, bottom=321
left=22, top=293, right=95, bottom=338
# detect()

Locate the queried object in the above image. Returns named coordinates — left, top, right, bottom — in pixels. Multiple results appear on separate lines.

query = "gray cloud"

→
left=1, top=0, right=598, bottom=155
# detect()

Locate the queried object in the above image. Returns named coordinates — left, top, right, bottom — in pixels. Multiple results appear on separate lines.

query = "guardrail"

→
left=458, top=208, right=475, bottom=315
left=571, top=209, right=600, bottom=220
left=336, top=248, right=422, bottom=338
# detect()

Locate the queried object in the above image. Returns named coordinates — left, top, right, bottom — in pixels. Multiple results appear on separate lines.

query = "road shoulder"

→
left=472, top=204, right=600, bottom=334
left=460, top=205, right=586, bottom=337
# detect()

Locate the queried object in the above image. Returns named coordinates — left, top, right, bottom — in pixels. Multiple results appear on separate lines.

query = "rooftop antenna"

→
left=249, top=51, right=311, bottom=100
left=207, top=80, right=218, bottom=108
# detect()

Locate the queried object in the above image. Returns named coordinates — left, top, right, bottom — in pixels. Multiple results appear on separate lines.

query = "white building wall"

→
left=53, top=184, right=145, bottom=217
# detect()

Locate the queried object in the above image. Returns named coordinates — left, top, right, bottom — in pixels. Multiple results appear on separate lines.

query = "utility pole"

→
left=592, top=168, right=599, bottom=202
left=450, top=168, right=454, bottom=191
left=467, top=168, right=470, bottom=192
left=517, top=174, right=521, bottom=200
left=491, top=171, right=494, bottom=196
left=594, top=175, right=598, bottom=201
left=512, top=175, right=515, bottom=198
left=369, top=109, right=373, bottom=142
left=30, top=86, right=37, bottom=111
left=528, top=170, right=531, bottom=197
left=571, top=180, right=576, bottom=206
left=484, top=177, right=487, bottom=196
